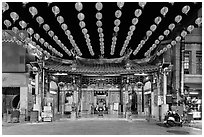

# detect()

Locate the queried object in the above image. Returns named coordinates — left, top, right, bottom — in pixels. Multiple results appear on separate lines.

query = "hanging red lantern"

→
left=175, top=36, right=181, bottom=42
left=12, top=27, right=19, bottom=34
left=195, top=17, right=202, bottom=26
left=43, top=24, right=50, bottom=32
left=175, top=15, right=182, bottom=23
left=78, top=13, right=85, bottom=21
left=146, top=30, right=152, bottom=37
left=115, top=10, right=122, bottom=18
left=57, top=16, right=64, bottom=24
left=158, top=35, right=164, bottom=41
left=75, top=2, right=83, bottom=12
left=132, top=18, right=138, bottom=25
left=36, top=16, right=44, bottom=26
left=61, top=23, right=68, bottom=31
left=181, top=30, right=187, bottom=38
left=134, top=9, right=142, bottom=17
left=52, top=6, right=60, bottom=16
left=53, top=35, right=58, bottom=41
left=167, top=44, right=171, bottom=49
left=187, top=25, right=195, bottom=33
left=95, top=2, right=103, bottom=11
left=168, top=23, right=175, bottom=30
left=150, top=24, right=157, bottom=32
left=117, top=2, right=125, bottom=9
left=138, top=2, right=146, bottom=9
left=19, top=20, right=27, bottom=29
left=27, top=27, right=34, bottom=35
left=48, top=30, right=54, bottom=37
left=3, top=20, right=11, bottom=29
left=182, top=5, right=190, bottom=15
left=79, top=21, right=86, bottom=28
left=160, top=7, right=168, bottom=17
left=19, top=32, right=26, bottom=40
left=2, top=2, right=9, bottom=13
left=96, top=12, right=102, bottom=20
left=10, top=12, right=19, bottom=23
left=171, top=40, right=176, bottom=46
left=29, top=6, right=38, bottom=18
left=154, top=16, right=162, bottom=24
left=82, top=28, right=88, bottom=34
left=129, top=25, right=135, bottom=31
left=65, top=30, right=71, bottom=36
left=39, top=38, right=45, bottom=44
left=96, top=20, right=102, bottom=27
left=164, top=29, right=170, bottom=36
left=114, top=19, right=121, bottom=26
left=34, top=33, right=40, bottom=40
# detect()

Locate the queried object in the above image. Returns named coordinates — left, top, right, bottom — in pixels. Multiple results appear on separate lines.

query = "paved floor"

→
left=2, top=119, right=202, bottom=135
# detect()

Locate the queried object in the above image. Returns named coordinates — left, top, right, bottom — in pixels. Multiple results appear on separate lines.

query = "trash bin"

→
left=30, top=111, right=38, bottom=122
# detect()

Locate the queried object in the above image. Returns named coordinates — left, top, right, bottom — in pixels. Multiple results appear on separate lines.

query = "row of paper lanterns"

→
left=120, top=3, right=146, bottom=56
left=133, top=6, right=168, bottom=56
left=110, top=2, right=124, bottom=55
left=75, top=2, right=94, bottom=56
left=145, top=5, right=192, bottom=57
left=157, top=17, right=201, bottom=56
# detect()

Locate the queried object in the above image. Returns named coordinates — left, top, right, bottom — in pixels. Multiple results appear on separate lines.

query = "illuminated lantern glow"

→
left=57, top=16, right=64, bottom=24
left=36, top=16, right=44, bottom=25
left=61, top=23, right=68, bottom=31
left=182, top=5, right=190, bottom=14
left=29, top=6, right=38, bottom=18
left=39, top=38, right=45, bottom=44
left=98, top=28, right=103, bottom=33
left=78, top=13, right=85, bottom=21
left=146, top=30, right=152, bottom=37
left=99, top=37, right=104, bottom=42
left=65, top=30, right=71, bottom=36
left=164, top=29, right=170, bottom=36
left=171, top=40, right=176, bottom=46
left=95, top=2, right=103, bottom=11
left=168, top=23, right=175, bottom=30
left=158, top=35, right=164, bottom=41
left=163, top=47, right=167, bottom=52
left=132, top=18, right=138, bottom=25
left=150, top=24, right=157, bottom=32
left=84, top=34, right=89, bottom=39
left=195, top=17, right=202, bottom=26
left=19, top=32, right=26, bottom=40
left=96, top=12, right=102, bottom=20
left=82, top=28, right=88, bottom=34
left=135, top=9, right=142, bottom=17
left=79, top=21, right=86, bottom=28
left=75, top=2, right=83, bottom=12
left=10, top=12, right=19, bottom=23
left=140, top=40, right=145, bottom=45
left=175, top=36, right=181, bottom=42
left=138, top=2, right=146, bottom=9
left=19, top=20, right=27, bottom=29
left=181, top=30, right=187, bottom=38
left=114, top=19, right=121, bottom=26
left=99, top=33, right=104, bottom=38
left=96, top=20, right=102, bottom=27
left=169, top=2, right=174, bottom=5
left=128, top=31, right=133, bottom=36
left=117, top=2, right=125, bottom=9
left=44, top=42, right=49, bottom=47
left=52, top=6, right=60, bottom=16
left=2, top=2, right=9, bottom=13
left=187, top=25, right=195, bottom=33
left=43, top=24, right=50, bottom=32
left=167, top=44, right=171, bottom=48
left=53, top=35, right=58, bottom=41
left=154, top=16, right=162, bottom=24
left=3, top=20, right=11, bottom=28
left=175, top=15, right=182, bottom=23
left=152, top=44, right=156, bottom=48
left=12, top=27, right=19, bottom=34
left=127, top=35, right=131, bottom=41
left=48, top=30, right=54, bottom=37
left=34, top=33, right=40, bottom=40
left=129, top=25, right=136, bottom=31
left=155, top=39, right=159, bottom=44
left=160, top=7, right=168, bottom=17
left=115, top=10, right=122, bottom=18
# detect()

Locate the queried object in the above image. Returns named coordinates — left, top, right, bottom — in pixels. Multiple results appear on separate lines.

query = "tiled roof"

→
left=45, top=61, right=159, bottom=75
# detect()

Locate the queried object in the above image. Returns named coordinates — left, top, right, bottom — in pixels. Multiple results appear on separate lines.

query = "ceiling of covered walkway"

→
left=2, top=2, right=202, bottom=62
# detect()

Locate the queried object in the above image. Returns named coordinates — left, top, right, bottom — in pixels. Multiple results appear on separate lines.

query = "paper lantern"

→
left=10, top=12, right=19, bottom=23
left=36, top=16, right=44, bottom=25
left=65, top=30, right=71, bottom=36
left=160, top=7, right=168, bottom=17
left=99, top=33, right=104, bottom=38
left=53, top=35, right=58, bottom=41
left=96, top=12, right=102, bottom=20
left=12, top=27, right=19, bottom=34
left=52, top=6, right=60, bottom=16
left=29, top=6, right=38, bottom=18
left=3, top=20, right=11, bottom=28
left=44, top=42, right=49, bottom=47
left=43, top=24, right=50, bottom=32
left=158, top=35, right=164, bottom=41
left=84, top=34, right=90, bottom=39
left=140, top=40, right=145, bottom=45
left=187, top=25, right=194, bottom=33
left=48, top=31, right=55, bottom=39
left=95, top=2, right=103, bottom=11
left=150, top=24, right=157, bottom=32
left=129, top=25, right=136, bottom=31
left=167, top=44, right=171, bottom=48
left=128, top=31, right=133, bottom=36
left=138, top=2, right=146, bottom=9
left=182, top=5, right=190, bottom=14
left=61, top=23, right=68, bottom=31
left=114, top=26, right=119, bottom=32
left=175, top=15, right=182, bottom=23
left=135, top=9, right=142, bottom=17
left=82, top=28, right=88, bottom=34
left=99, top=37, right=104, bottom=42
left=154, top=16, right=162, bottom=24
left=78, top=13, right=85, bottom=21
left=168, top=23, right=175, bottom=30
left=96, top=20, right=102, bottom=27
left=19, top=20, right=27, bottom=29
left=98, top=28, right=103, bottom=33
left=152, top=44, right=156, bottom=48
left=79, top=21, right=86, bottom=28
left=171, top=40, right=176, bottom=46
left=155, top=39, right=159, bottom=44
left=164, top=29, right=170, bottom=36
left=34, top=33, right=40, bottom=40
left=114, top=19, right=121, bottom=26
left=169, top=2, right=174, bottom=5
left=115, top=10, right=122, bottom=18
left=116, top=2, right=124, bottom=9
left=195, top=17, right=202, bottom=26
left=146, top=30, right=152, bottom=37
left=2, top=2, right=9, bottom=13
left=163, top=47, right=167, bottom=52
left=19, top=32, right=26, bottom=40
left=175, top=36, right=181, bottom=42
left=75, top=2, right=83, bottom=12
left=126, top=35, right=131, bottom=41
left=132, top=18, right=138, bottom=25
left=39, top=38, right=45, bottom=44
left=57, top=16, right=64, bottom=24
left=181, top=30, right=187, bottom=38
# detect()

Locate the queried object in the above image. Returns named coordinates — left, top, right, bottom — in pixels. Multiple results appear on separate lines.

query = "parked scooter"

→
left=163, top=111, right=183, bottom=127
